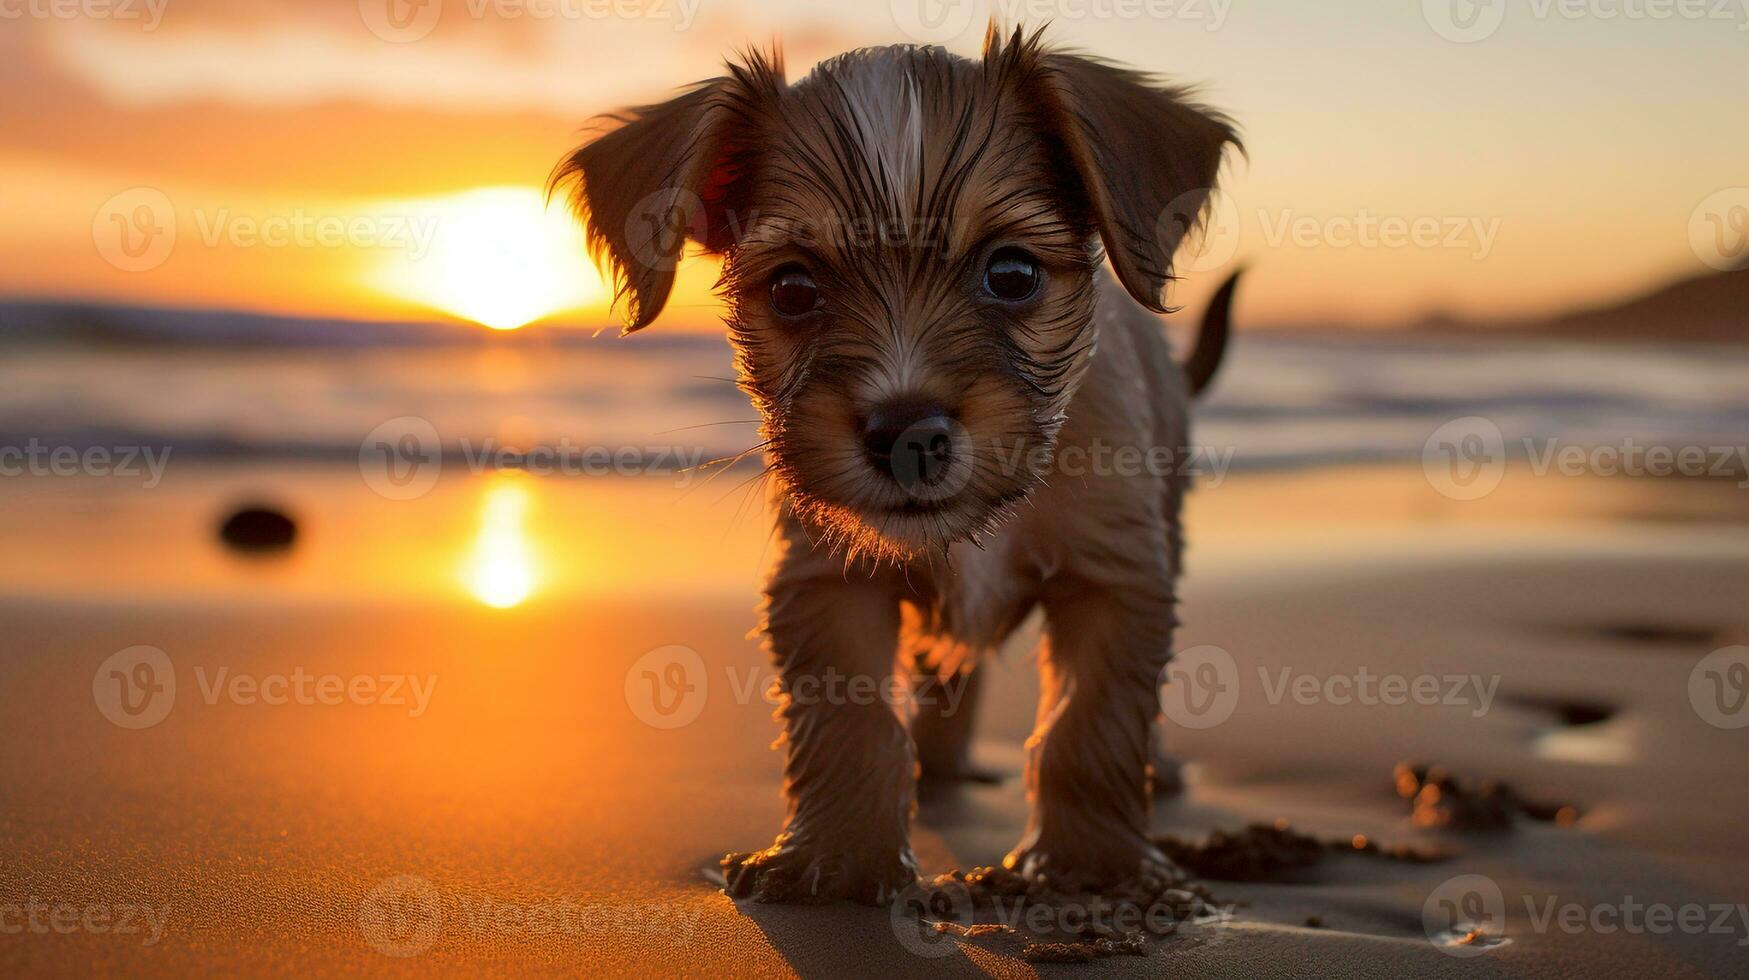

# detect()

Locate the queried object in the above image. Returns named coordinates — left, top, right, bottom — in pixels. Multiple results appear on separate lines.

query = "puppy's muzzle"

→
left=860, top=398, right=959, bottom=495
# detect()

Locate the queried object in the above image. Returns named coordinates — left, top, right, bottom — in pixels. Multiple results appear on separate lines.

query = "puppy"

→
left=556, top=26, right=1239, bottom=904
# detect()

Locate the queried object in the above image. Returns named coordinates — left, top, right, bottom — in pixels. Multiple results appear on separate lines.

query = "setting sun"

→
left=367, top=186, right=607, bottom=331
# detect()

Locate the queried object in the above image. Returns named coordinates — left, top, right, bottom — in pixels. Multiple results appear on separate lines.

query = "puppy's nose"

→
left=860, top=399, right=957, bottom=487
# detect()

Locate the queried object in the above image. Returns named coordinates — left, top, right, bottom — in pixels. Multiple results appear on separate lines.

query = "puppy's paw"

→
left=721, top=839, right=918, bottom=906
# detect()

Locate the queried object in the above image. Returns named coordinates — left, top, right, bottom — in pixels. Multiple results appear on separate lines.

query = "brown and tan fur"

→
left=554, top=26, right=1238, bottom=904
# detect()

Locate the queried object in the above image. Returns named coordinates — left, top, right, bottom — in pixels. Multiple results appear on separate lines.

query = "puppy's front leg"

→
left=1007, top=582, right=1180, bottom=892
left=722, top=525, right=917, bottom=905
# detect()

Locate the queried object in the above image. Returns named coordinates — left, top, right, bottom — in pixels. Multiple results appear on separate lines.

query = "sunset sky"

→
left=1, top=0, right=1743, bottom=331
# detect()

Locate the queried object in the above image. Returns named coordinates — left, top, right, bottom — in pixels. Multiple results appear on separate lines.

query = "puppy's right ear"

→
left=986, top=27, right=1239, bottom=314
left=551, top=52, right=782, bottom=332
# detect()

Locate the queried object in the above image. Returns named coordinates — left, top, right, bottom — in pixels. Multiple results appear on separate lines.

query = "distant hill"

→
left=1415, top=264, right=1747, bottom=344
left=1535, top=264, right=1747, bottom=342
left=0, top=299, right=478, bottom=347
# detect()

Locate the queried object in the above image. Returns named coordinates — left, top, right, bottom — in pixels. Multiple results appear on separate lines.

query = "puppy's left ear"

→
left=994, top=30, right=1240, bottom=312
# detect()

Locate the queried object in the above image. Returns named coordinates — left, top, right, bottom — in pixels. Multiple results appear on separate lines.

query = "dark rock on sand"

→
left=218, top=505, right=298, bottom=553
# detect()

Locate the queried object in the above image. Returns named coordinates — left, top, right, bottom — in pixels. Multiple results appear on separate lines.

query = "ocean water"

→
left=3, top=330, right=1748, bottom=474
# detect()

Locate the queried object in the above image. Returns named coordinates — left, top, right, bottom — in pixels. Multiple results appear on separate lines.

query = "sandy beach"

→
left=6, top=1, right=1748, bottom=974
left=4, top=463, right=1747, bottom=977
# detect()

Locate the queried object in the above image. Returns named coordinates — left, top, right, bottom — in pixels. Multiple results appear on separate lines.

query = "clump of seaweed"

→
left=1394, top=762, right=1580, bottom=831
left=1152, top=819, right=1448, bottom=881
left=900, top=862, right=1226, bottom=962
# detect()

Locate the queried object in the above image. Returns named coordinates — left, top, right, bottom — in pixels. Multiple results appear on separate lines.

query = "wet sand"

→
left=3, top=465, right=1748, bottom=976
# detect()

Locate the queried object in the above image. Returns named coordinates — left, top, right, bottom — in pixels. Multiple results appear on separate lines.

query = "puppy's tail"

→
left=1183, top=269, right=1241, bottom=398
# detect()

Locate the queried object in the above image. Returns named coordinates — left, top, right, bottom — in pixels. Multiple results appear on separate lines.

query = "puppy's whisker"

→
left=654, top=419, right=760, bottom=435
left=676, top=441, right=774, bottom=505
left=725, top=465, right=776, bottom=534
left=716, top=460, right=777, bottom=506
left=685, top=440, right=772, bottom=474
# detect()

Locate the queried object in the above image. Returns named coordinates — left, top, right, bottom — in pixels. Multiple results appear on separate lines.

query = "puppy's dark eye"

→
left=983, top=248, right=1040, bottom=302
left=768, top=265, right=821, bottom=318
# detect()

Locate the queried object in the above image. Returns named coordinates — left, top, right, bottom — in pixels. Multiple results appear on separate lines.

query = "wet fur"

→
left=555, top=26, right=1238, bottom=903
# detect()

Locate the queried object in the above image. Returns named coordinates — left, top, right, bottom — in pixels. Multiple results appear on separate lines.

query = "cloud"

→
left=34, top=3, right=868, bottom=113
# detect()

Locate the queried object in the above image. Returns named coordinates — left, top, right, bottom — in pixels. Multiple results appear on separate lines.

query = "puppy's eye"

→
left=983, top=247, right=1040, bottom=302
left=768, top=265, right=821, bottom=318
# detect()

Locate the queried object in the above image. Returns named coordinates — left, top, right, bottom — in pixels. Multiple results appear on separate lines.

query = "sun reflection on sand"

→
left=463, top=475, right=540, bottom=608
